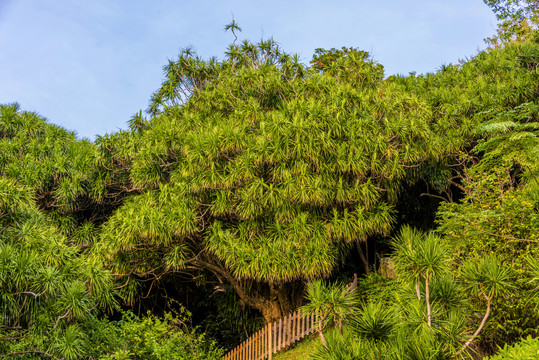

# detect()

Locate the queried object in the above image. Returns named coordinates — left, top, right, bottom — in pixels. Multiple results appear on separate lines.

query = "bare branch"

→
left=54, top=309, right=70, bottom=329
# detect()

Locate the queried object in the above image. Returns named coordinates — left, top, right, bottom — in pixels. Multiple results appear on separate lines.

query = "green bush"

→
left=93, top=311, right=224, bottom=360
left=486, top=336, right=539, bottom=360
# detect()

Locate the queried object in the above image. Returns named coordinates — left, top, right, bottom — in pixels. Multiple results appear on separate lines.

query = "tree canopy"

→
left=92, top=30, right=539, bottom=325
left=1, top=12, right=539, bottom=358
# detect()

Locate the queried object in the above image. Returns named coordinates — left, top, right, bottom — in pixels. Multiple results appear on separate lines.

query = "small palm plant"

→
left=300, top=280, right=358, bottom=348
left=391, top=226, right=451, bottom=327
left=350, top=302, right=395, bottom=343
left=457, top=255, right=512, bottom=355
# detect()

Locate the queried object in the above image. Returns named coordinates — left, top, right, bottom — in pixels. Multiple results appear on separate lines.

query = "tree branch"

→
left=54, top=309, right=70, bottom=329
left=448, top=179, right=468, bottom=193
left=13, top=291, right=44, bottom=298
left=188, top=258, right=265, bottom=310
left=420, top=193, right=451, bottom=202
left=457, top=293, right=492, bottom=355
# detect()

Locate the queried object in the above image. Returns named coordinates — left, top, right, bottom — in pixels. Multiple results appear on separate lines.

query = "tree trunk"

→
left=231, top=280, right=286, bottom=324
left=273, top=282, right=292, bottom=316
left=457, top=294, right=492, bottom=356
left=190, top=258, right=291, bottom=323
left=425, top=275, right=431, bottom=326
left=356, top=241, right=370, bottom=275
left=317, top=310, right=328, bottom=349
left=318, top=326, right=328, bottom=349
left=257, top=298, right=284, bottom=324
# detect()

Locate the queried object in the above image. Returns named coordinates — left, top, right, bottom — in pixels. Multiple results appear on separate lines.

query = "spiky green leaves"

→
left=114, top=52, right=450, bottom=284
left=301, top=280, right=358, bottom=348
left=0, top=178, right=117, bottom=358
left=391, top=226, right=451, bottom=285
left=97, top=34, right=539, bottom=328
left=99, top=185, right=197, bottom=281
left=350, top=302, right=395, bottom=343
left=0, top=103, right=124, bottom=247
left=460, top=256, right=513, bottom=299
left=206, top=218, right=338, bottom=281
left=311, top=47, right=384, bottom=88
left=105, top=45, right=421, bottom=284
left=483, top=0, right=539, bottom=46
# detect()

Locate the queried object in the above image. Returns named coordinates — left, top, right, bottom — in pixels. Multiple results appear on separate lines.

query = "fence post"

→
left=222, top=274, right=358, bottom=359
left=264, top=325, right=267, bottom=359
left=281, top=315, right=286, bottom=350
left=287, top=313, right=291, bottom=347
left=268, top=320, right=272, bottom=360
left=297, top=309, right=302, bottom=340
left=298, top=310, right=301, bottom=340
left=288, top=314, right=294, bottom=346
left=292, top=312, right=296, bottom=344
left=294, top=311, right=298, bottom=343
left=255, top=330, right=259, bottom=360
left=299, top=309, right=303, bottom=339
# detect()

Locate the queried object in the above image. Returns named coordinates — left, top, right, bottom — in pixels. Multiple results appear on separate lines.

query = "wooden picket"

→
left=222, top=274, right=357, bottom=360
left=222, top=310, right=318, bottom=360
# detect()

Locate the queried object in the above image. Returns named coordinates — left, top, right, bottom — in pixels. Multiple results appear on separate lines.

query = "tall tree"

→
left=97, top=36, right=479, bottom=322
left=484, top=0, right=539, bottom=46
left=0, top=104, right=120, bottom=359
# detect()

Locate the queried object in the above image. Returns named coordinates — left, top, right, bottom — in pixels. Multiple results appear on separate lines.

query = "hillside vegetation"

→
left=1, top=2, right=539, bottom=359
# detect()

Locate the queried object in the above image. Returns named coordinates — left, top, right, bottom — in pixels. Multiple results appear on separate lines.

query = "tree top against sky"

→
left=0, top=0, right=498, bottom=139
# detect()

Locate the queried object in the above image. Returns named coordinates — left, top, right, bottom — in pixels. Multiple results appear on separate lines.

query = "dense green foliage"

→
left=298, top=31, right=539, bottom=358
left=303, top=229, right=516, bottom=359
left=0, top=107, right=222, bottom=359
left=2, top=6, right=539, bottom=358
left=91, top=311, right=223, bottom=360
left=486, top=335, right=539, bottom=359
left=483, top=0, right=539, bottom=46
left=96, top=29, right=539, bottom=325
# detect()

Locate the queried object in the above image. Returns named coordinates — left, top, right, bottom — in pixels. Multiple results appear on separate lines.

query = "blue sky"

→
left=0, top=1, right=498, bottom=139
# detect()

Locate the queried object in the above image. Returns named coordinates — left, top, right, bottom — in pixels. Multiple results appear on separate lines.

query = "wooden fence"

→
left=223, top=309, right=317, bottom=360
left=223, top=274, right=357, bottom=360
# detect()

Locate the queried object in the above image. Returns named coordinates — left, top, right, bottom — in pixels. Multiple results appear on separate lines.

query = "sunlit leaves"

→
left=350, top=302, right=395, bottom=343
left=205, top=219, right=338, bottom=281
left=0, top=178, right=116, bottom=358
left=391, top=226, right=451, bottom=284
left=102, top=38, right=539, bottom=301
left=484, top=0, right=539, bottom=46
left=460, top=256, right=513, bottom=299
left=53, top=325, right=85, bottom=360
left=301, top=280, right=359, bottom=333
left=105, top=40, right=426, bottom=285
